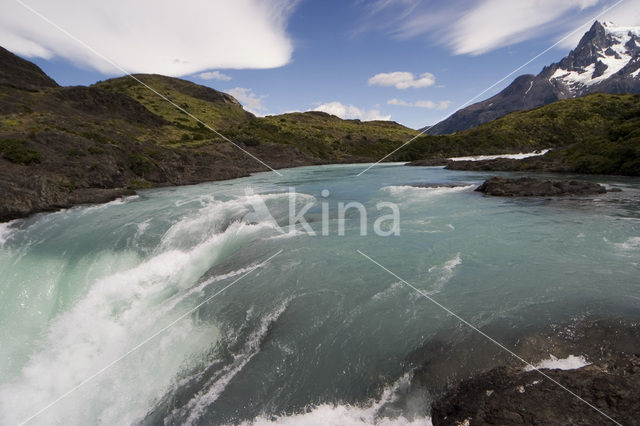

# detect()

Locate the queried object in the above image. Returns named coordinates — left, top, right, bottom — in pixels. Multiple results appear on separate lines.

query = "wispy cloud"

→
left=356, top=0, right=626, bottom=55
left=1, top=0, right=300, bottom=76
left=313, top=102, right=391, bottom=121
left=448, top=0, right=600, bottom=55
left=196, top=71, right=232, bottom=81
left=387, top=98, right=451, bottom=109
left=228, top=87, right=266, bottom=116
left=368, top=71, right=436, bottom=89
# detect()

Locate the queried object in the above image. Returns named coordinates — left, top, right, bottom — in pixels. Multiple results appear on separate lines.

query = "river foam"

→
left=448, top=150, right=550, bottom=161
left=245, top=405, right=432, bottom=425
left=0, top=196, right=280, bottom=425
left=0, top=220, right=18, bottom=247
left=524, top=355, right=590, bottom=371
left=381, top=185, right=475, bottom=199
left=243, top=372, right=432, bottom=426
left=168, top=300, right=292, bottom=425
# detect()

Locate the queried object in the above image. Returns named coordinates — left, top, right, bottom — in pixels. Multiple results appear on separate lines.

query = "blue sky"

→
left=4, top=0, right=639, bottom=129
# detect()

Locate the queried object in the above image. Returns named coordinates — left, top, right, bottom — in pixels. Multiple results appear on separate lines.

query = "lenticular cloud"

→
left=0, top=0, right=298, bottom=76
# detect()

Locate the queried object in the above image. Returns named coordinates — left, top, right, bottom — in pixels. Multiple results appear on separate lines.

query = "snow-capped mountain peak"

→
left=426, top=21, right=640, bottom=135
left=550, top=21, right=640, bottom=94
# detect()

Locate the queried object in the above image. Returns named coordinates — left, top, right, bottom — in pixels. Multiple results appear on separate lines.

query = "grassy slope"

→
left=0, top=73, right=419, bottom=190
left=0, top=71, right=422, bottom=219
left=94, top=75, right=419, bottom=161
left=230, top=112, right=419, bottom=161
left=403, top=93, right=639, bottom=158
left=405, top=93, right=640, bottom=175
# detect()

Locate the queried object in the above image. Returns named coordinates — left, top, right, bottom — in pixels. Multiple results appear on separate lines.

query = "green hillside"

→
left=402, top=93, right=639, bottom=158
left=94, top=74, right=418, bottom=160
left=0, top=49, right=420, bottom=220
left=403, top=93, right=640, bottom=175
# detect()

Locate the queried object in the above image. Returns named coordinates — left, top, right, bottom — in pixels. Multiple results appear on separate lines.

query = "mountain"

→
left=427, top=21, right=640, bottom=135
left=0, top=47, right=417, bottom=221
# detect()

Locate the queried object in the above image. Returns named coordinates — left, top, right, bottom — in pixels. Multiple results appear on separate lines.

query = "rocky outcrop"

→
left=475, top=177, right=614, bottom=197
left=54, top=86, right=168, bottom=126
left=431, top=355, right=640, bottom=425
left=412, top=317, right=640, bottom=425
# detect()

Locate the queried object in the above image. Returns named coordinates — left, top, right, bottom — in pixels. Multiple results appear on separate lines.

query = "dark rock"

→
left=417, top=317, right=640, bottom=425
left=431, top=355, right=640, bottom=426
left=0, top=174, right=135, bottom=222
left=0, top=46, right=58, bottom=90
left=475, top=177, right=610, bottom=197
left=592, top=59, right=609, bottom=79
left=54, top=86, right=167, bottom=126
left=409, top=317, right=640, bottom=397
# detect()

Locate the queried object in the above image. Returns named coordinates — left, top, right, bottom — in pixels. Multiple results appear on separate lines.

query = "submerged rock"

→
left=475, top=176, right=615, bottom=197
left=431, top=355, right=640, bottom=425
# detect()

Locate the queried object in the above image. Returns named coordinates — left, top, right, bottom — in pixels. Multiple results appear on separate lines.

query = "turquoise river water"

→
left=0, top=164, right=639, bottom=425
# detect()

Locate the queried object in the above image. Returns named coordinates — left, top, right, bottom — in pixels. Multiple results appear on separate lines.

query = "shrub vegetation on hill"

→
left=406, top=93, right=640, bottom=175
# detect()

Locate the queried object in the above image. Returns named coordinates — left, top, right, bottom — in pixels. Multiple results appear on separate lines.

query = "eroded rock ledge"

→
left=475, top=176, right=619, bottom=197
left=417, top=318, right=640, bottom=426
left=431, top=355, right=640, bottom=425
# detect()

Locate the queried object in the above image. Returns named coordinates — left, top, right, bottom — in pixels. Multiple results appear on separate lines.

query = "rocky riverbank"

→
left=414, top=317, right=640, bottom=425
left=431, top=354, right=640, bottom=425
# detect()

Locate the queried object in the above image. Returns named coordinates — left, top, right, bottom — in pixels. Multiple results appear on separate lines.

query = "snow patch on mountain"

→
left=524, top=81, right=534, bottom=95
left=550, top=22, right=640, bottom=92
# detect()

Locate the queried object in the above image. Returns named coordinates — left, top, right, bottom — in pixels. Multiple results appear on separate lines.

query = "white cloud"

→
left=356, top=0, right=620, bottom=55
left=387, top=98, right=451, bottom=109
left=449, top=0, right=600, bottom=55
left=368, top=71, right=436, bottom=89
left=228, top=87, right=266, bottom=116
left=313, top=102, right=391, bottom=121
left=196, top=71, right=232, bottom=81
left=0, top=0, right=299, bottom=76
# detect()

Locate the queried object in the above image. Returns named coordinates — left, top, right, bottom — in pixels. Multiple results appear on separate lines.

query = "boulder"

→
left=475, top=176, right=615, bottom=197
